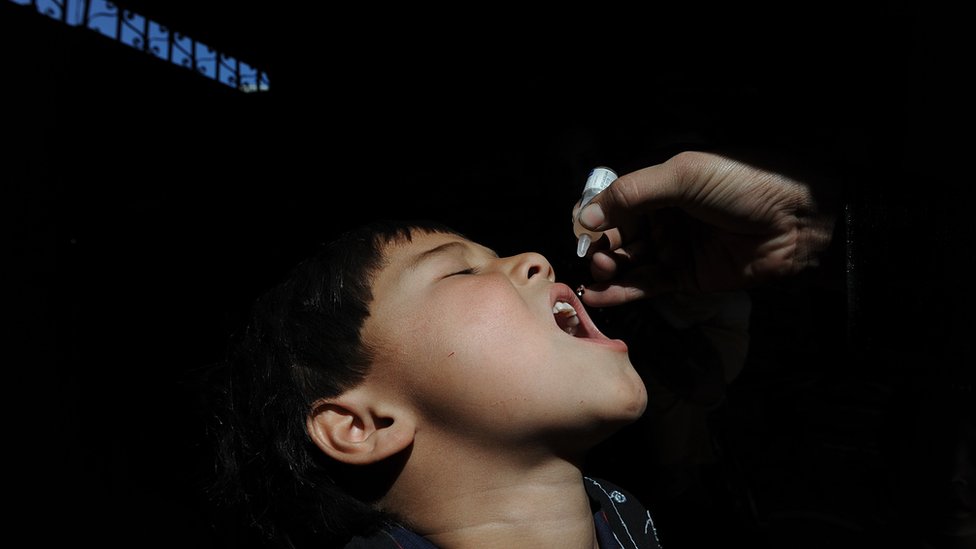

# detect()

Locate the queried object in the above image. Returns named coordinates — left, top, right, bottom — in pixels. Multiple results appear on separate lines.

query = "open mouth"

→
left=553, top=300, right=583, bottom=336
left=549, top=283, right=604, bottom=340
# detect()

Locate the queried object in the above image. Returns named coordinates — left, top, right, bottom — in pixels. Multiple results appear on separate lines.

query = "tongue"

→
left=556, top=312, right=581, bottom=335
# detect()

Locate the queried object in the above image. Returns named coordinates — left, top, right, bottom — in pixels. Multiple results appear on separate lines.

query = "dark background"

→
left=8, top=2, right=973, bottom=548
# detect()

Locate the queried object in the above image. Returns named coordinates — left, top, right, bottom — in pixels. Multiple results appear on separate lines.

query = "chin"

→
left=630, top=389, right=650, bottom=419
left=618, top=393, right=648, bottom=424
left=598, top=382, right=649, bottom=432
left=615, top=367, right=649, bottom=420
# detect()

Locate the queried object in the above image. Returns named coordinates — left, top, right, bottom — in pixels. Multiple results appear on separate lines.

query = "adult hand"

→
left=574, top=151, right=836, bottom=307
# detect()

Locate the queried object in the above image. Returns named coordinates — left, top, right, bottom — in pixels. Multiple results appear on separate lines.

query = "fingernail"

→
left=580, top=203, right=605, bottom=230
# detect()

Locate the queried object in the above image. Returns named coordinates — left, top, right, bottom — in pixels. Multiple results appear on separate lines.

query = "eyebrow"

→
left=407, top=240, right=498, bottom=270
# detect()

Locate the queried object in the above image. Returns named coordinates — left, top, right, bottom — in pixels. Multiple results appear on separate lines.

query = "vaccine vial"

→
left=573, top=166, right=617, bottom=257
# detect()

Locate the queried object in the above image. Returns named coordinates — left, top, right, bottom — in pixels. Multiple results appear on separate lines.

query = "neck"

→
left=379, top=439, right=599, bottom=549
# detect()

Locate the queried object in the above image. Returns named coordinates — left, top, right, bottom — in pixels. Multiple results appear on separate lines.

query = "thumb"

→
left=578, top=160, right=684, bottom=233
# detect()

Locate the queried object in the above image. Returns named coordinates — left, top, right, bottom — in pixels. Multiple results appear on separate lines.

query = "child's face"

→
left=362, top=230, right=647, bottom=454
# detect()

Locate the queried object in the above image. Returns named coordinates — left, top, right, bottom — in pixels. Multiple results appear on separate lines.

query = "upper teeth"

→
left=552, top=301, right=580, bottom=335
left=553, top=301, right=575, bottom=315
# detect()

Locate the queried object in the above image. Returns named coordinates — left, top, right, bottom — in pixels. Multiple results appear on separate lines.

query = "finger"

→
left=584, top=229, right=620, bottom=257
left=581, top=264, right=681, bottom=308
left=583, top=210, right=652, bottom=257
left=589, top=240, right=650, bottom=282
left=578, top=161, right=683, bottom=233
left=588, top=250, right=621, bottom=282
left=575, top=206, right=641, bottom=258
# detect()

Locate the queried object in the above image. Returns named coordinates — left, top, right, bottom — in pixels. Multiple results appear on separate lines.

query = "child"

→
left=205, top=218, right=660, bottom=548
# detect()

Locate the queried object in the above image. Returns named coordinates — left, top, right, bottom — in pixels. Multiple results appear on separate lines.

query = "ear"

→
left=306, top=386, right=415, bottom=466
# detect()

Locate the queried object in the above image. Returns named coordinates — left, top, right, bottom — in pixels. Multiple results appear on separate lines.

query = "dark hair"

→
left=202, top=219, right=462, bottom=548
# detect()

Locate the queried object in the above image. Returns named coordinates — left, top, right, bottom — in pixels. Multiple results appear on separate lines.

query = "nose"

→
left=502, top=252, right=555, bottom=283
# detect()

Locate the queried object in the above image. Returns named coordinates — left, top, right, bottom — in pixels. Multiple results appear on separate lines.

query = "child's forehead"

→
left=381, top=231, right=495, bottom=266
left=364, top=232, right=478, bottom=311
left=383, top=231, right=470, bottom=260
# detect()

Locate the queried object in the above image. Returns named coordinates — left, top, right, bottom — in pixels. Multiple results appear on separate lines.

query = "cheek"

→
left=435, top=301, right=543, bottom=382
left=397, top=288, right=550, bottom=409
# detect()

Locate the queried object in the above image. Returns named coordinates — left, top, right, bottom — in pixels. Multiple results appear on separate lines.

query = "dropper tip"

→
left=576, top=234, right=592, bottom=258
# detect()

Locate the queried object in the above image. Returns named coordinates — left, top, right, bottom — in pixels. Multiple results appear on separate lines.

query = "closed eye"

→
left=447, top=267, right=480, bottom=277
